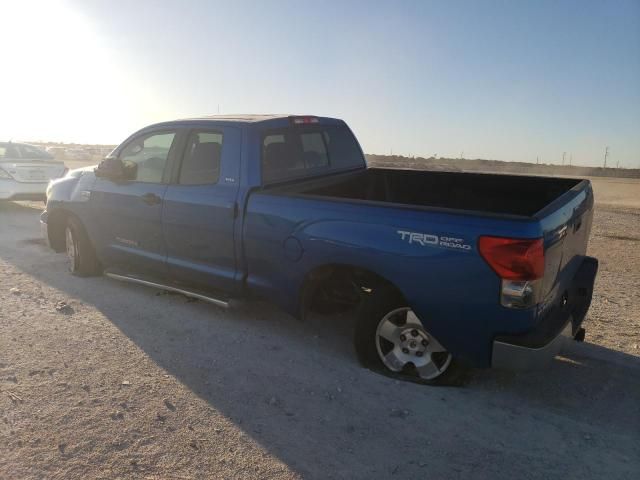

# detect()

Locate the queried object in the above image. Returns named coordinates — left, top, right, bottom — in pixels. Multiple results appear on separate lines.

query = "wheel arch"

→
left=297, top=263, right=405, bottom=320
left=46, top=208, right=84, bottom=253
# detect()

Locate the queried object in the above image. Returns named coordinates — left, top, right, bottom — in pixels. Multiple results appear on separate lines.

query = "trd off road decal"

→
left=397, top=230, right=472, bottom=251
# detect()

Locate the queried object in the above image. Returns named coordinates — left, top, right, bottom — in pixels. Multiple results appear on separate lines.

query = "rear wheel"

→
left=65, top=217, right=101, bottom=277
left=354, top=287, right=465, bottom=385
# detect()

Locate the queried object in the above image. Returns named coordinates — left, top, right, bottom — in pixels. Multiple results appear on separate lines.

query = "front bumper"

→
left=0, top=179, right=47, bottom=201
left=491, top=256, right=598, bottom=370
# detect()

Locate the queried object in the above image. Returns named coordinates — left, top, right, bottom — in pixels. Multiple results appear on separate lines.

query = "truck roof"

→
left=178, top=114, right=292, bottom=123
left=146, top=114, right=345, bottom=130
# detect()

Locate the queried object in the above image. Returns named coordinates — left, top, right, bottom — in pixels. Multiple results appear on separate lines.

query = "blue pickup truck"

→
left=42, top=115, right=598, bottom=385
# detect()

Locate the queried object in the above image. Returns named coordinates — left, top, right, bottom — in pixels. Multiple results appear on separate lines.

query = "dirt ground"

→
left=1, top=177, right=639, bottom=479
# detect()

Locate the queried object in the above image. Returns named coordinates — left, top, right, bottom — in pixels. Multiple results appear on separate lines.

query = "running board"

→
left=104, top=272, right=230, bottom=308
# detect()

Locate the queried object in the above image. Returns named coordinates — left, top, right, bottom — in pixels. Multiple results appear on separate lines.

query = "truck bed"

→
left=276, top=168, right=582, bottom=217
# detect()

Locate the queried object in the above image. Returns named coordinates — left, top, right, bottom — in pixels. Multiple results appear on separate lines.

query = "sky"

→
left=0, top=0, right=638, bottom=167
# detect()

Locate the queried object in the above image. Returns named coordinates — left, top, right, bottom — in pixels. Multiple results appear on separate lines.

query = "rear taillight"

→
left=478, top=236, right=545, bottom=309
left=478, top=236, right=544, bottom=280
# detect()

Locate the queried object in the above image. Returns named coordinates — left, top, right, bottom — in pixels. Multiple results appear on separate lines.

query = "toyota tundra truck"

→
left=41, top=115, right=598, bottom=385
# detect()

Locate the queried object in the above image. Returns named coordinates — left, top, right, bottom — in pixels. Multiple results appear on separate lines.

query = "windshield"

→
left=0, top=143, right=54, bottom=161
left=0, top=143, right=20, bottom=160
left=18, top=144, right=54, bottom=160
left=261, top=125, right=365, bottom=183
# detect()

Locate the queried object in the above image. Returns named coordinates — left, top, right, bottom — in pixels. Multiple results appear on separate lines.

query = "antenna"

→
left=604, top=146, right=609, bottom=168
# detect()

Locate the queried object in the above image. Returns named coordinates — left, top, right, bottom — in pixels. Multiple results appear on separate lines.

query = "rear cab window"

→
left=261, top=124, right=365, bottom=183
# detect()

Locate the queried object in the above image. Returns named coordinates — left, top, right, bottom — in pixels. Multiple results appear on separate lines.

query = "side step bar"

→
left=104, top=272, right=230, bottom=308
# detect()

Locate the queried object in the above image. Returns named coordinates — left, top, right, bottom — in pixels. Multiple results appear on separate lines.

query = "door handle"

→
left=141, top=192, right=162, bottom=205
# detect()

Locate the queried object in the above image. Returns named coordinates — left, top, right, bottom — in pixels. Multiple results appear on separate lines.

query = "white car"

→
left=0, top=142, right=67, bottom=201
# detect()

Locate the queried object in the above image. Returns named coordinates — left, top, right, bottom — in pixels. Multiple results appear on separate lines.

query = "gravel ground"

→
left=1, top=178, right=639, bottom=479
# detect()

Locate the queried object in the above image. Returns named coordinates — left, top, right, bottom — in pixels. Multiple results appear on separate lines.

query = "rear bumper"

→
left=492, top=321, right=573, bottom=370
left=0, top=179, right=47, bottom=201
left=491, top=256, right=598, bottom=370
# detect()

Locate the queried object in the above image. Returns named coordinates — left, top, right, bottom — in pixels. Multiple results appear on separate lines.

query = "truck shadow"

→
left=2, top=219, right=640, bottom=478
left=0, top=202, right=44, bottom=222
left=0, top=200, right=44, bottom=212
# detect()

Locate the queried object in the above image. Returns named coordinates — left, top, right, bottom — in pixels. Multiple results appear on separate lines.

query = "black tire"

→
left=354, top=286, right=467, bottom=386
left=65, top=216, right=101, bottom=277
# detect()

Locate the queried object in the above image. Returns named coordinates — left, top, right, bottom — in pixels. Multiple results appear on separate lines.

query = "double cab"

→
left=42, top=115, right=598, bottom=384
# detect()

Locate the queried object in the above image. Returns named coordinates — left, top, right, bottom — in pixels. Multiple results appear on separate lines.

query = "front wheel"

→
left=65, top=217, right=101, bottom=277
left=354, top=287, right=465, bottom=385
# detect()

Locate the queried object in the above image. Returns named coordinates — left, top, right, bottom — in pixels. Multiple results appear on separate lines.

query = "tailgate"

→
left=538, top=179, right=594, bottom=300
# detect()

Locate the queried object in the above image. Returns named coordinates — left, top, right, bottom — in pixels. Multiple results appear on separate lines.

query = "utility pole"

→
left=604, top=146, right=609, bottom=168
left=562, top=152, right=566, bottom=165
left=460, top=151, right=464, bottom=160
left=536, top=156, right=539, bottom=165
left=569, top=154, right=572, bottom=166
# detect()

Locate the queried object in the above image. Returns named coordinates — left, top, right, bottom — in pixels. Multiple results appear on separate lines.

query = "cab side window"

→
left=120, top=132, right=176, bottom=183
left=179, top=131, right=223, bottom=185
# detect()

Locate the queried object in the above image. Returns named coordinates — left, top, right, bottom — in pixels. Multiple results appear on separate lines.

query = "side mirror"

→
left=95, top=157, right=125, bottom=179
